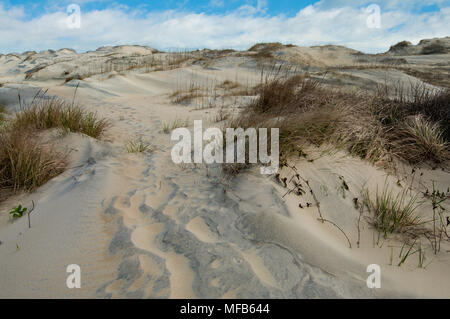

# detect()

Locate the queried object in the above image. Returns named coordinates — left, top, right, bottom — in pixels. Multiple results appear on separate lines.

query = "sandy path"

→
left=45, top=70, right=379, bottom=299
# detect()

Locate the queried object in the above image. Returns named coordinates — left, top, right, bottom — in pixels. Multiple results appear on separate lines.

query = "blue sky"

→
left=2, top=0, right=447, bottom=16
left=2, top=0, right=319, bottom=16
left=0, top=0, right=448, bottom=53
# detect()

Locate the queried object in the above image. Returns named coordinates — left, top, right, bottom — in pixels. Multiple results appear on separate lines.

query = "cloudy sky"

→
left=0, top=0, right=449, bottom=54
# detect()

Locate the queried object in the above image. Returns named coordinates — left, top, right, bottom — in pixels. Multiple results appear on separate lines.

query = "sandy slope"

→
left=0, top=42, right=449, bottom=298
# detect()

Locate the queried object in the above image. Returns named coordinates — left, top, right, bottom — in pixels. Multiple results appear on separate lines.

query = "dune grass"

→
left=248, top=42, right=285, bottom=59
left=0, top=92, right=108, bottom=198
left=125, top=138, right=151, bottom=153
left=162, top=118, right=189, bottom=134
left=219, top=80, right=240, bottom=90
left=0, top=102, right=64, bottom=192
left=0, top=105, right=6, bottom=126
left=225, top=71, right=449, bottom=253
left=13, top=97, right=109, bottom=138
left=393, top=115, right=448, bottom=163
left=0, top=129, right=66, bottom=192
left=211, top=106, right=230, bottom=123
left=227, top=73, right=450, bottom=167
left=170, top=87, right=205, bottom=105
left=362, top=184, right=421, bottom=238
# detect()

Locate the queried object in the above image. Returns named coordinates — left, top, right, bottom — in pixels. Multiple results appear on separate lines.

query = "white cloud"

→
left=238, top=0, right=268, bottom=15
left=0, top=1, right=448, bottom=54
left=209, top=0, right=224, bottom=8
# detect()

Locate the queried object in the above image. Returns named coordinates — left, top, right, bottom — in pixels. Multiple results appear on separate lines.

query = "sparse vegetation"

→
left=223, top=70, right=449, bottom=258
left=421, top=43, right=447, bottom=55
left=227, top=72, right=450, bottom=167
left=13, top=96, right=109, bottom=138
left=162, top=118, right=189, bottom=133
left=0, top=90, right=108, bottom=200
left=9, top=204, right=27, bottom=218
left=221, top=162, right=251, bottom=176
left=219, top=80, right=240, bottom=90
left=401, top=67, right=450, bottom=89
left=248, top=42, right=285, bottom=59
left=387, top=41, right=412, bottom=54
left=33, top=51, right=196, bottom=83
left=0, top=129, right=66, bottom=192
left=397, top=239, right=418, bottom=266
left=211, top=106, right=230, bottom=123
left=170, top=86, right=204, bottom=105
left=394, top=115, right=448, bottom=164
left=125, top=138, right=151, bottom=153
left=362, top=184, right=421, bottom=238
left=426, top=182, right=449, bottom=254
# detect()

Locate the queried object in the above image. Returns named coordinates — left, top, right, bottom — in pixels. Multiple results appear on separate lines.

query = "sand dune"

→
left=0, top=40, right=449, bottom=298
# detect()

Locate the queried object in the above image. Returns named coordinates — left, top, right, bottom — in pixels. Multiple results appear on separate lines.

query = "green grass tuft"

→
left=362, top=183, right=421, bottom=238
left=162, top=118, right=189, bottom=134
left=125, top=139, right=151, bottom=153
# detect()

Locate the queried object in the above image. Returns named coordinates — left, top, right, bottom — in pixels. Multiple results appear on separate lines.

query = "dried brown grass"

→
left=227, top=73, right=450, bottom=167
left=0, top=91, right=108, bottom=199
left=0, top=129, right=66, bottom=192
left=13, top=95, right=109, bottom=138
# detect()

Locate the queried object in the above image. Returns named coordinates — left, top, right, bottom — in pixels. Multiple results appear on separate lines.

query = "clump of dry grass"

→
left=211, top=107, right=230, bottom=123
left=228, top=72, right=449, bottom=167
left=227, top=74, right=355, bottom=161
left=222, top=163, right=251, bottom=176
left=327, top=64, right=450, bottom=89
left=387, top=84, right=450, bottom=139
left=162, top=117, right=189, bottom=134
left=13, top=97, right=109, bottom=138
left=0, top=129, right=66, bottom=192
left=125, top=138, right=151, bottom=153
left=0, top=91, right=108, bottom=200
left=219, top=80, right=240, bottom=90
left=170, top=87, right=204, bottom=104
left=250, top=75, right=317, bottom=113
left=362, top=184, right=421, bottom=238
left=248, top=42, right=285, bottom=59
left=364, top=83, right=450, bottom=164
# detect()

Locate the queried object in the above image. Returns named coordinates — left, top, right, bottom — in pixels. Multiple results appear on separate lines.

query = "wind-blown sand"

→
left=0, top=41, right=449, bottom=298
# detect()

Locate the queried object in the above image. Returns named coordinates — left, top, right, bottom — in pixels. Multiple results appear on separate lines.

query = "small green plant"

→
left=398, top=239, right=417, bottom=267
left=362, top=182, right=421, bottom=238
left=13, top=94, right=109, bottom=139
left=427, top=181, right=448, bottom=254
left=125, top=139, right=151, bottom=153
left=9, top=204, right=27, bottom=218
left=162, top=118, right=189, bottom=134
